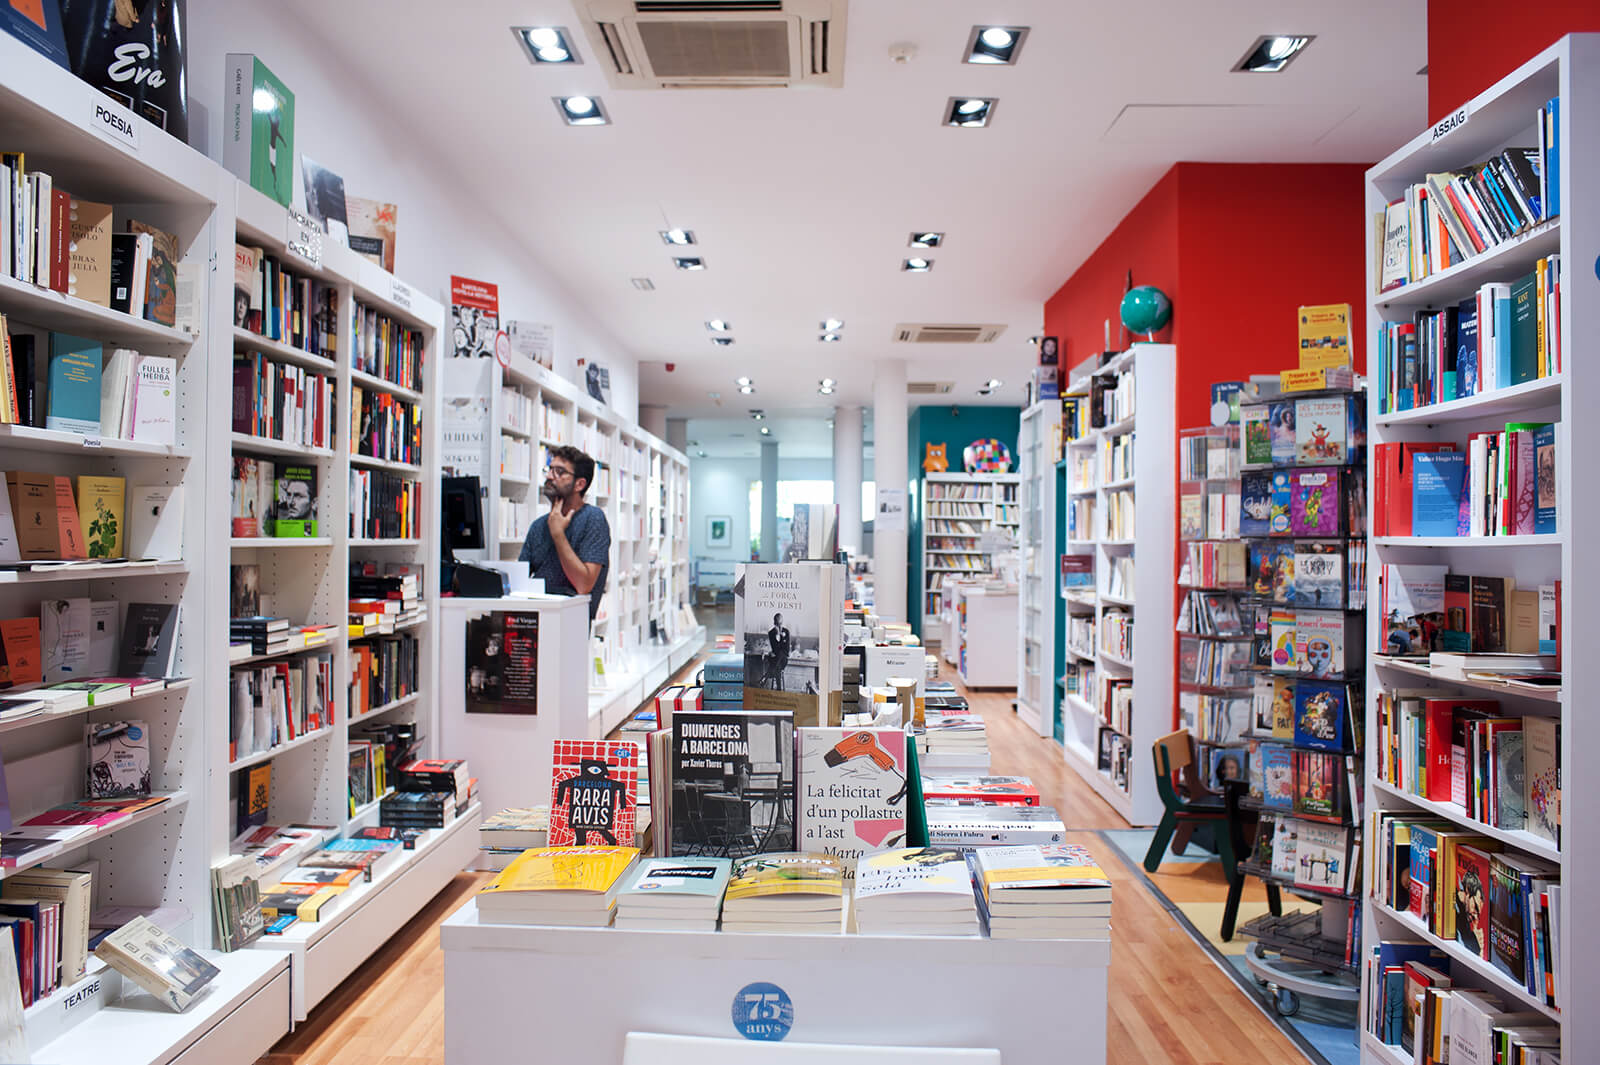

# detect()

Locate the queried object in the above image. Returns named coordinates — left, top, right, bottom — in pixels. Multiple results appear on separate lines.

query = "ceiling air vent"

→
left=893, top=323, right=1008, bottom=344
left=907, top=381, right=955, bottom=395
left=578, top=0, right=846, bottom=89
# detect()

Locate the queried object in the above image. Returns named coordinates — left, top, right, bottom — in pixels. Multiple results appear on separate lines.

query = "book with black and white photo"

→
left=669, top=710, right=794, bottom=858
left=272, top=464, right=318, bottom=538
left=783, top=503, right=839, bottom=562
left=230, top=564, right=260, bottom=620
left=734, top=562, right=843, bottom=727
left=93, top=915, right=220, bottom=1012
left=118, top=602, right=179, bottom=677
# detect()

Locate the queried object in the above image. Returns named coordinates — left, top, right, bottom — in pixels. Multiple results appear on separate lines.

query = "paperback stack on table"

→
left=853, top=847, right=981, bottom=936
left=614, top=856, right=732, bottom=931
left=915, top=708, right=990, bottom=772
left=971, top=844, right=1113, bottom=940
left=720, top=853, right=845, bottom=933
left=478, top=806, right=548, bottom=870
left=921, top=775, right=1039, bottom=805
left=476, top=846, right=639, bottom=926
left=698, top=652, right=744, bottom=711
left=924, top=803, right=1066, bottom=847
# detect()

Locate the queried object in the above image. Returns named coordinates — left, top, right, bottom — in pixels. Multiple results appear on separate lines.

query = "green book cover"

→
left=226, top=54, right=294, bottom=207
left=44, top=334, right=102, bottom=436
left=271, top=464, right=317, bottom=537
left=1508, top=271, right=1539, bottom=385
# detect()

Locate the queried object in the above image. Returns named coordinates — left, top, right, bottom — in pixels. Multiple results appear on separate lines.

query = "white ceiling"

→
left=298, top=0, right=1428, bottom=421
left=684, top=410, right=875, bottom=460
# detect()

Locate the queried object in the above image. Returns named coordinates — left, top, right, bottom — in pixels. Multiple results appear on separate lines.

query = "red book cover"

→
left=920, top=775, right=1041, bottom=806
left=547, top=739, right=639, bottom=847
left=1453, top=845, right=1493, bottom=959
left=1429, top=698, right=1499, bottom=805
left=0, top=617, right=42, bottom=689
left=48, top=189, right=69, bottom=294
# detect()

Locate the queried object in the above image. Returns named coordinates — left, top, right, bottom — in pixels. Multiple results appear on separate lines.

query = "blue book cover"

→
left=45, top=333, right=102, bottom=435
left=1532, top=424, right=1556, bottom=534
left=1456, top=297, right=1478, bottom=398
left=1411, top=452, right=1466, bottom=537
left=1376, top=941, right=1447, bottom=1042
left=701, top=653, right=744, bottom=682
left=1239, top=471, right=1272, bottom=536
left=1268, top=471, right=1291, bottom=535
left=0, top=0, right=68, bottom=68
left=1547, top=96, right=1559, bottom=218
left=1494, top=288, right=1513, bottom=388
left=700, top=681, right=744, bottom=702
left=1292, top=680, right=1346, bottom=751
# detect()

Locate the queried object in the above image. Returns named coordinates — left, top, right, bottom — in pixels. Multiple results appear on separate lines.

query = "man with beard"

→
left=518, top=445, right=611, bottom=622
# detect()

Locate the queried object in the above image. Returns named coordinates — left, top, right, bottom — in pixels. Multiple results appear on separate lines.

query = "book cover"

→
left=1293, top=542, right=1343, bottom=609
left=73, top=475, right=123, bottom=560
left=973, top=843, right=1109, bottom=898
left=271, top=464, right=317, bottom=537
left=44, top=333, right=101, bottom=436
left=853, top=847, right=975, bottom=911
left=1294, top=397, right=1349, bottom=465
left=735, top=562, right=838, bottom=727
left=1508, top=271, right=1538, bottom=385
left=1249, top=541, right=1293, bottom=602
left=1269, top=610, right=1297, bottom=672
left=127, top=221, right=177, bottom=327
left=1270, top=678, right=1295, bottom=738
left=1453, top=844, right=1493, bottom=958
left=547, top=739, right=639, bottom=847
left=796, top=728, right=908, bottom=876
left=1469, top=576, right=1510, bottom=653
left=1241, top=406, right=1271, bottom=466
left=1522, top=716, right=1558, bottom=845
left=41, top=596, right=89, bottom=682
left=84, top=720, right=150, bottom=797
left=1268, top=402, right=1296, bottom=464
left=1293, top=680, right=1346, bottom=751
left=87, top=600, right=117, bottom=674
left=1412, top=452, right=1467, bottom=537
left=230, top=457, right=265, bottom=538
left=93, top=916, right=219, bottom=1013
left=231, top=244, right=259, bottom=329
left=126, top=484, right=182, bottom=561
left=224, top=55, right=295, bottom=207
left=237, top=762, right=271, bottom=837
left=479, top=846, right=639, bottom=900
left=1297, top=304, right=1353, bottom=370
left=1296, top=612, right=1350, bottom=678
left=67, top=197, right=112, bottom=307
left=1487, top=854, right=1527, bottom=983
left=229, top=564, right=259, bottom=619
left=1208, top=746, right=1246, bottom=790
left=1293, top=821, right=1349, bottom=892
left=50, top=474, right=85, bottom=559
left=1532, top=424, right=1556, bottom=535
left=1260, top=744, right=1293, bottom=810
left=346, top=197, right=398, bottom=274
left=723, top=852, right=843, bottom=903
left=1289, top=469, right=1341, bottom=536
left=0, top=0, right=68, bottom=66
left=128, top=355, right=176, bottom=444
left=618, top=856, right=732, bottom=903
left=0, top=618, right=42, bottom=690
left=117, top=602, right=178, bottom=677
left=670, top=710, right=794, bottom=857
left=1381, top=564, right=1447, bottom=657
left=300, top=156, right=349, bottom=245
left=1239, top=471, right=1272, bottom=536
left=1268, top=471, right=1291, bottom=535
left=1270, top=818, right=1297, bottom=878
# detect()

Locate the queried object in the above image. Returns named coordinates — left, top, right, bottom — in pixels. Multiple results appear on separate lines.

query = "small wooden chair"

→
left=1142, top=730, right=1236, bottom=878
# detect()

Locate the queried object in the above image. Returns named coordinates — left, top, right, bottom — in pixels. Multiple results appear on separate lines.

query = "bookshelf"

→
left=1052, top=344, right=1176, bottom=827
left=442, top=350, right=700, bottom=738
left=1359, top=34, right=1596, bottom=1063
left=1017, top=399, right=1062, bottom=735
left=918, top=471, right=1020, bottom=633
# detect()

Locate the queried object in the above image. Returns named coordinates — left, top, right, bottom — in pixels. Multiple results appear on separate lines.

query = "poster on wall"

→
left=450, top=275, right=499, bottom=358
left=875, top=487, right=906, bottom=532
left=506, top=320, right=554, bottom=371
left=465, top=611, right=539, bottom=714
left=439, top=358, right=492, bottom=480
left=579, top=358, right=611, bottom=406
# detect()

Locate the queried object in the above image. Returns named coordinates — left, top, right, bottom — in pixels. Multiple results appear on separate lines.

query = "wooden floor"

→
left=259, top=648, right=1309, bottom=1065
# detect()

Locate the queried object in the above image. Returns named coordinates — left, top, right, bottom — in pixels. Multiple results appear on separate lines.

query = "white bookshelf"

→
left=919, top=471, right=1020, bottom=632
left=1359, top=34, right=1596, bottom=1063
left=441, top=351, right=700, bottom=737
left=1017, top=400, right=1062, bottom=734
left=1051, top=344, right=1175, bottom=827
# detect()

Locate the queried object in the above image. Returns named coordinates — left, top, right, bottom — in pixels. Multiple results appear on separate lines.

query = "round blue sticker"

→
left=731, top=981, right=793, bottom=1041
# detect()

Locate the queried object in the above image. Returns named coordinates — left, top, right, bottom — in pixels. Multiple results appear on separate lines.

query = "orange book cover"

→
left=52, top=476, right=85, bottom=559
left=0, top=617, right=42, bottom=688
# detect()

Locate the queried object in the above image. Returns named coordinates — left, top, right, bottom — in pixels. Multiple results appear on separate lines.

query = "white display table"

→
left=441, top=900, right=1107, bottom=1063
left=951, top=584, right=1019, bottom=689
left=439, top=594, right=592, bottom=817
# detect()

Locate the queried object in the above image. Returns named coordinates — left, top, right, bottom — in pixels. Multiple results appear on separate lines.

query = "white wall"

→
left=690, top=457, right=836, bottom=561
left=185, top=1, right=640, bottom=420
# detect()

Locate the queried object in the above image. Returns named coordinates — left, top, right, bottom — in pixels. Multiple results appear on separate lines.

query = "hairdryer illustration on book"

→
left=823, top=732, right=905, bottom=804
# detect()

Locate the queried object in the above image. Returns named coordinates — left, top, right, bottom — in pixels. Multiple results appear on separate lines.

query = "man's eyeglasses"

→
left=546, top=465, right=575, bottom=479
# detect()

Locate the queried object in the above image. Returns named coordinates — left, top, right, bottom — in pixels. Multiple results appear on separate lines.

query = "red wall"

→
left=1427, top=1, right=1600, bottom=122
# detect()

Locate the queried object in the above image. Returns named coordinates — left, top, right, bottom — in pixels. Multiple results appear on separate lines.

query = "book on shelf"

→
left=45, top=332, right=100, bottom=436
left=93, top=916, right=219, bottom=1013
left=612, top=856, right=731, bottom=931
left=720, top=852, right=844, bottom=933
left=258, top=882, right=346, bottom=923
left=272, top=464, right=318, bottom=537
left=119, top=601, right=179, bottom=677
left=85, top=719, right=150, bottom=797
left=224, top=54, right=295, bottom=207
left=346, top=196, right=398, bottom=273
left=475, top=846, right=640, bottom=926
left=209, top=855, right=264, bottom=953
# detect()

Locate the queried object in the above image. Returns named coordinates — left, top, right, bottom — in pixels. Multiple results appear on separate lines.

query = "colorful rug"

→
left=1098, top=829, right=1360, bottom=1065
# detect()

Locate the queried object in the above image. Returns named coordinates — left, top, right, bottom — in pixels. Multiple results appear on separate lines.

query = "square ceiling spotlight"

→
left=673, top=257, right=706, bottom=270
left=660, top=228, right=696, bottom=246
left=945, top=97, right=996, bottom=127
left=902, top=257, right=934, bottom=272
left=1233, top=35, right=1315, bottom=73
left=514, top=26, right=581, bottom=64
left=963, top=25, right=1029, bottom=65
left=553, top=95, right=609, bottom=125
left=908, top=232, right=943, bottom=249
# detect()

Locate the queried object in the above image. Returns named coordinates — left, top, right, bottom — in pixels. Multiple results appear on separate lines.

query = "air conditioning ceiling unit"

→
left=577, top=0, right=847, bottom=89
left=893, top=324, right=1008, bottom=344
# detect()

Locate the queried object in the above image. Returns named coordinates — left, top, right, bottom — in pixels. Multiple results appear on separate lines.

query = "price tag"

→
left=1431, top=106, right=1470, bottom=143
left=389, top=279, right=413, bottom=311
left=88, top=99, right=139, bottom=150
left=285, top=208, right=324, bottom=268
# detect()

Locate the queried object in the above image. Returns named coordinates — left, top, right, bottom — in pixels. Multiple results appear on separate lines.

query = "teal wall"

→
left=906, top=405, right=1022, bottom=636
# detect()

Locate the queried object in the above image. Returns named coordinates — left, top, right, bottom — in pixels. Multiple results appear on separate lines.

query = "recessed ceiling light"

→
left=514, top=27, right=581, bottom=64
left=711, top=336, right=734, bottom=346
left=818, top=387, right=835, bottom=396
left=759, top=426, right=771, bottom=435
left=908, top=232, right=943, bottom=249
left=554, top=95, right=609, bottom=126
left=696, top=449, right=707, bottom=458
left=706, top=319, right=731, bottom=332
left=964, top=25, right=1029, bottom=65
left=978, top=377, right=1004, bottom=395
left=945, top=97, right=996, bottom=127
left=739, top=385, right=756, bottom=394
left=750, top=410, right=764, bottom=419
left=673, top=257, right=705, bottom=270
left=903, top=258, right=933, bottom=272
left=820, top=318, right=844, bottom=331
left=661, top=229, right=696, bottom=246
left=1233, top=34, right=1314, bottom=73
left=630, top=277, right=655, bottom=290
left=735, top=377, right=752, bottom=387
left=819, top=333, right=840, bottom=343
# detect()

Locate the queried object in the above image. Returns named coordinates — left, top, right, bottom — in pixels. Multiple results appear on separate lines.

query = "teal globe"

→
left=1120, top=285, right=1172, bottom=337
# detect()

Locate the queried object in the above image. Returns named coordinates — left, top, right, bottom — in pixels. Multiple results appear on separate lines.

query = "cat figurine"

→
left=923, top=442, right=949, bottom=472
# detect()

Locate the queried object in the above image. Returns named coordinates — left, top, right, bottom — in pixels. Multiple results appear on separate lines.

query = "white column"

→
left=665, top=417, right=688, bottom=454
left=639, top=404, right=667, bottom=438
left=873, top=359, right=908, bottom=622
left=760, top=440, right=779, bottom=563
left=833, top=405, right=863, bottom=556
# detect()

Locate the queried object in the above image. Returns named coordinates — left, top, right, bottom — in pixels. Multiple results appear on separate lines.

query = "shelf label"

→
left=1430, top=106, right=1470, bottom=143
left=61, top=976, right=103, bottom=1013
left=88, top=98, right=140, bottom=150
left=285, top=208, right=324, bottom=268
left=390, top=279, right=413, bottom=310
left=81, top=436, right=102, bottom=448
left=731, top=981, right=793, bottom=1041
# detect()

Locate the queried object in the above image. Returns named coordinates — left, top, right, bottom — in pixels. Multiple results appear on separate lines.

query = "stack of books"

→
left=853, top=847, right=981, bottom=936
left=478, top=806, right=548, bottom=870
left=699, top=652, right=743, bottom=711
left=475, top=846, right=640, bottom=927
left=972, top=844, right=1112, bottom=940
left=915, top=701, right=989, bottom=771
left=720, top=853, right=845, bottom=934
left=230, top=615, right=289, bottom=657
left=614, top=856, right=731, bottom=931
left=923, top=803, right=1066, bottom=847
left=921, top=775, right=1039, bottom=805
left=379, top=790, right=454, bottom=830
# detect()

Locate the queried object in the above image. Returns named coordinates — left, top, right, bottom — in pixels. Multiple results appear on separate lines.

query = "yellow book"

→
left=974, top=844, right=1111, bottom=899
left=1279, top=365, right=1355, bottom=393
left=480, top=846, right=639, bottom=896
left=724, top=853, right=844, bottom=901
left=260, top=884, right=345, bottom=921
left=76, top=475, right=125, bottom=559
left=1297, top=303, right=1353, bottom=371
